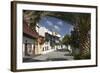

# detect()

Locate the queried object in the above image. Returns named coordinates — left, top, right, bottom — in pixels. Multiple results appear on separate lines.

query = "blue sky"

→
left=39, top=16, right=73, bottom=37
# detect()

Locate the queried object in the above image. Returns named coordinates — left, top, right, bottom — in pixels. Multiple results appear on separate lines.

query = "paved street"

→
left=23, top=49, right=74, bottom=62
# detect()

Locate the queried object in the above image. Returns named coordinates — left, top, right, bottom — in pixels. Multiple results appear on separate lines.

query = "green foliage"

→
left=70, top=29, right=79, bottom=48
left=23, top=10, right=91, bottom=59
left=61, top=34, right=71, bottom=46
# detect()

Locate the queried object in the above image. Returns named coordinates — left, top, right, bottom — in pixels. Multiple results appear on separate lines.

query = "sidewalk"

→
left=23, top=49, right=74, bottom=62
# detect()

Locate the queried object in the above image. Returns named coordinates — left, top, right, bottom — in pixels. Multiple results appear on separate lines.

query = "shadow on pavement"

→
left=46, top=58, right=68, bottom=61
left=23, top=57, right=68, bottom=62
left=56, top=49, right=69, bottom=52
left=23, top=58, right=43, bottom=62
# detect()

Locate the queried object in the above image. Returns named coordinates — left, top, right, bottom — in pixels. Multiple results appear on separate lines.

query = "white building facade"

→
left=36, top=23, right=61, bottom=54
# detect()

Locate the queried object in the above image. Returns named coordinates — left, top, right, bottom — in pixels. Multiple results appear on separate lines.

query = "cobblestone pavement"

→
left=23, top=49, right=74, bottom=62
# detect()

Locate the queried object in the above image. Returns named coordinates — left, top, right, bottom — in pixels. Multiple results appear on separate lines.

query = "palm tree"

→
left=23, top=10, right=91, bottom=59
left=70, top=13, right=91, bottom=59
left=78, top=14, right=91, bottom=59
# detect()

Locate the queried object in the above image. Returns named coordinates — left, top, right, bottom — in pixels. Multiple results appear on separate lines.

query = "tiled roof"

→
left=23, top=21, right=39, bottom=39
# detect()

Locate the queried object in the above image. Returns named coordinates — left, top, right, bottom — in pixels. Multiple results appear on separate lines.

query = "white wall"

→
left=36, top=25, right=45, bottom=37
left=36, top=26, right=55, bottom=54
left=0, top=0, right=99, bottom=73
left=23, top=36, right=34, bottom=43
left=36, top=24, right=52, bottom=37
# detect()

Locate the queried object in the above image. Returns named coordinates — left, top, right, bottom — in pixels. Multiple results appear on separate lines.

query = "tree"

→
left=23, top=10, right=91, bottom=59
left=61, top=34, right=71, bottom=48
left=70, top=13, right=90, bottom=59
left=23, top=10, right=43, bottom=31
left=78, top=14, right=91, bottom=59
left=70, top=28, right=79, bottom=49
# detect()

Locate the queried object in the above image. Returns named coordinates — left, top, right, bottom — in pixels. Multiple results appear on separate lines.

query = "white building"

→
left=36, top=23, right=61, bottom=54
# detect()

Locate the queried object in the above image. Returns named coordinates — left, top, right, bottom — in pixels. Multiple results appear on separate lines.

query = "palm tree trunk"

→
left=79, top=32, right=90, bottom=59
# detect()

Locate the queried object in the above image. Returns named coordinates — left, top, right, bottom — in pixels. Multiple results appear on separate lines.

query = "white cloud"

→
left=57, top=21, right=63, bottom=26
left=54, top=25, right=60, bottom=31
left=46, top=20, right=53, bottom=26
